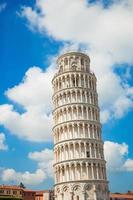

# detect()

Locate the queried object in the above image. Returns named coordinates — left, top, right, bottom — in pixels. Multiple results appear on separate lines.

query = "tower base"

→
left=54, top=181, right=109, bottom=200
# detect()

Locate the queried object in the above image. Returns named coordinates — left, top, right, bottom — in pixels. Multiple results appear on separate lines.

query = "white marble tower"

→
left=52, top=52, right=109, bottom=200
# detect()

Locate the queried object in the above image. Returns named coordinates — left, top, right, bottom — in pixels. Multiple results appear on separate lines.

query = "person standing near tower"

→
left=52, top=52, right=109, bottom=200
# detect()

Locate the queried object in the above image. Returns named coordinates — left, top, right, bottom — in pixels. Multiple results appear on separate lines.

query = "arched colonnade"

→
left=52, top=73, right=96, bottom=93
left=54, top=161, right=107, bottom=184
left=53, top=89, right=98, bottom=108
left=53, top=122, right=101, bottom=143
left=53, top=105, right=99, bottom=125
left=54, top=141, right=104, bottom=163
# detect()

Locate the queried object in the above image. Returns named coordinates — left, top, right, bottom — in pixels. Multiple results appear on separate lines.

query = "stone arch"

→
left=64, top=143, right=69, bottom=160
left=64, top=57, right=68, bottom=65
left=81, top=57, right=84, bottom=66
left=66, top=75, right=70, bottom=87
left=72, top=90, right=76, bottom=102
left=72, top=184, right=82, bottom=200
left=77, top=90, right=81, bottom=102
left=70, top=142, right=74, bottom=159
left=82, top=162, right=87, bottom=179
left=75, top=142, right=80, bottom=158
left=81, top=142, right=84, bottom=157
left=62, top=185, right=69, bottom=193
left=84, top=183, right=92, bottom=191
left=76, top=162, right=81, bottom=180
left=76, top=74, right=79, bottom=87
left=67, top=90, right=71, bottom=103
left=83, top=106, right=87, bottom=119
left=72, top=184, right=81, bottom=192
left=85, top=74, right=88, bottom=87
left=56, top=186, right=60, bottom=194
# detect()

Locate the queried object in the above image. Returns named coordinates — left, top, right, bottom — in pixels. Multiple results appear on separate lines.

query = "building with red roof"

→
left=110, top=191, right=133, bottom=200
left=0, top=185, right=35, bottom=200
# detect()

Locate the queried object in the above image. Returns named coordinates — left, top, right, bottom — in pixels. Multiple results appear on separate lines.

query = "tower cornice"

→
left=54, top=138, right=103, bottom=147
left=52, top=102, right=99, bottom=114
left=57, top=52, right=90, bottom=63
left=52, top=119, right=101, bottom=130
left=52, top=70, right=96, bottom=83
left=53, top=158, right=106, bottom=167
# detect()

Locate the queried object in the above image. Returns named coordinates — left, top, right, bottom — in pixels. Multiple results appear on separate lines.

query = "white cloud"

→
left=0, top=3, right=6, bottom=12
left=29, top=148, right=54, bottom=177
left=104, top=141, right=133, bottom=171
left=1, top=168, right=46, bottom=185
left=1, top=148, right=54, bottom=186
left=0, top=104, right=53, bottom=142
left=0, top=133, right=8, bottom=150
left=113, top=96, right=133, bottom=118
left=29, top=148, right=53, bottom=162
left=123, top=159, right=133, bottom=171
left=20, top=0, right=133, bottom=123
left=0, top=66, right=56, bottom=142
left=20, top=0, right=133, bottom=63
left=6, top=67, right=54, bottom=111
left=100, top=110, right=110, bottom=124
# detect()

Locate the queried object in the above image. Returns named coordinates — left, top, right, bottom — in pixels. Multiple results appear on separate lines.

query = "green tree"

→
left=19, top=182, right=25, bottom=189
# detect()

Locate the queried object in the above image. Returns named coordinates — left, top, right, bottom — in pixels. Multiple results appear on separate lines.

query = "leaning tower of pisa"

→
left=52, top=52, right=109, bottom=200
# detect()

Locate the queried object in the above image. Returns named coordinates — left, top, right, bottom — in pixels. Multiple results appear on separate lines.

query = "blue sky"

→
left=0, top=0, right=133, bottom=192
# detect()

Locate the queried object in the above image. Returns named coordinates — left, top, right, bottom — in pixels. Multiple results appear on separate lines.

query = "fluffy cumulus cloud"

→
left=104, top=141, right=133, bottom=171
left=1, top=148, right=53, bottom=185
left=6, top=67, right=53, bottom=110
left=123, top=159, right=133, bottom=171
left=0, top=133, right=8, bottom=150
left=28, top=148, right=54, bottom=177
left=20, top=0, right=133, bottom=63
left=0, top=66, right=56, bottom=142
left=1, top=168, right=46, bottom=185
left=20, top=0, right=133, bottom=123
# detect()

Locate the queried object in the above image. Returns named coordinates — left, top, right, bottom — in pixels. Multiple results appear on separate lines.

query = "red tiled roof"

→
left=35, top=190, right=53, bottom=194
left=37, top=190, right=53, bottom=192
left=0, top=185, right=35, bottom=193
left=23, top=189, right=36, bottom=193
left=0, top=185, right=22, bottom=190
left=0, top=185, right=53, bottom=194
left=110, top=193, right=133, bottom=199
